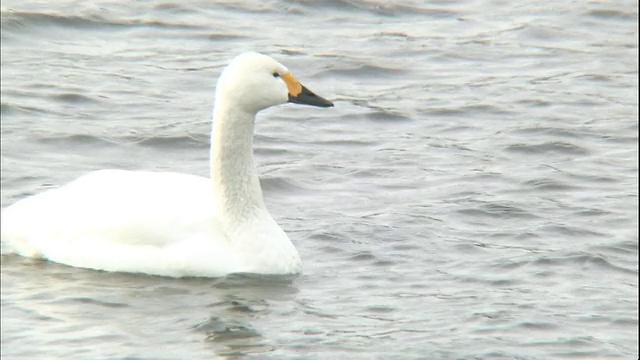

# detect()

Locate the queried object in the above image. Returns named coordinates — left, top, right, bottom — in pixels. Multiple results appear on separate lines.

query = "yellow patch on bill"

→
left=282, top=73, right=302, bottom=97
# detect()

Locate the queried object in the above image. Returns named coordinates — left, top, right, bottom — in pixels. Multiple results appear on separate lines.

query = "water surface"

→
left=1, top=1, right=638, bottom=359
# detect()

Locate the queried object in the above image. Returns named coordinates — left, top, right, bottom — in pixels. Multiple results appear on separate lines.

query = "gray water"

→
left=1, top=1, right=638, bottom=359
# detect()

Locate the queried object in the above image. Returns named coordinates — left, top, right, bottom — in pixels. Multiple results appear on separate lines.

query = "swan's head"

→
left=216, top=52, right=333, bottom=113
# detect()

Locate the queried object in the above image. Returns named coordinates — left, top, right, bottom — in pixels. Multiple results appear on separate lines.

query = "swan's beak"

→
left=282, top=73, right=334, bottom=108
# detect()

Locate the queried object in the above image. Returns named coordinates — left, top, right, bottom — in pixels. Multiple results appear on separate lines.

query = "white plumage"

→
left=1, top=52, right=333, bottom=277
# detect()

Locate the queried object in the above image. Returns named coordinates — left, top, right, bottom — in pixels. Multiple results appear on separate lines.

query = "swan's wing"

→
left=1, top=169, right=223, bottom=255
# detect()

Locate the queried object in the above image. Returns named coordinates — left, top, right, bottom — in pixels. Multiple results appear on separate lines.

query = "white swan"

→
left=1, top=52, right=333, bottom=277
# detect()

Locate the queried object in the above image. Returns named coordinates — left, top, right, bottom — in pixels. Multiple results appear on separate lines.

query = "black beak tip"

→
left=289, top=85, right=334, bottom=108
left=320, top=99, right=334, bottom=108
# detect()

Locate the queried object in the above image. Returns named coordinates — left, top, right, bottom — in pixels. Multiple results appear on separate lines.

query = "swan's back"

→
left=1, top=170, right=242, bottom=277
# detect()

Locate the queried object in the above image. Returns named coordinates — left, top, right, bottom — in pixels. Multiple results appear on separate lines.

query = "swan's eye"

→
left=272, top=72, right=280, bottom=78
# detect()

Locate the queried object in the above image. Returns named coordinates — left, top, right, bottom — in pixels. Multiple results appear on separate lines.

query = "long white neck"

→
left=210, top=100, right=266, bottom=221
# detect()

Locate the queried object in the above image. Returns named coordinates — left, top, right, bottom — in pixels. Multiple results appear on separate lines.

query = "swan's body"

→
left=1, top=52, right=333, bottom=277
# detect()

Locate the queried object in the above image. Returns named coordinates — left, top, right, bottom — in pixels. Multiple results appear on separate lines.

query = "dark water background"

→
left=1, top=1, right=638, bottom=359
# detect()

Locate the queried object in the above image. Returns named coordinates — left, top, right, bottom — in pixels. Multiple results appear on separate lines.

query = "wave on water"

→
left=490, top=250, right=638, bottom=276
left=504, top=141, right=591, bottom=155
left=0, top=8, right=204, bottom=34
left=290, top=0, right=461, bottom=17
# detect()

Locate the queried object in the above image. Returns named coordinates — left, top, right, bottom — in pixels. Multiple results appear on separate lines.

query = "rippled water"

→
left=1, top=1, right=638, bottom=359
